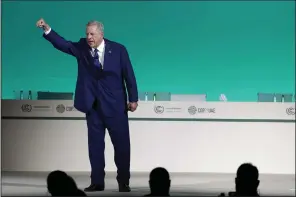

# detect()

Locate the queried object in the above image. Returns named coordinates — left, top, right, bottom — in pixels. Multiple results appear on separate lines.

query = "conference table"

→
left=1, top=100, right=295, bottom=174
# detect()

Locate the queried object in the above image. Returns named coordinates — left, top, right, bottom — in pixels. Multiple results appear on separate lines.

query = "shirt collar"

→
left=92, top=39, right=105, bottom=52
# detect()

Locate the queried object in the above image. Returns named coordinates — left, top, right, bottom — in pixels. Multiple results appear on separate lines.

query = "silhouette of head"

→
left=47, top=170, right=78, bottom=196
left=235, top=163, right=260, bottom=196
left=149, top=167, right=171, bottom=195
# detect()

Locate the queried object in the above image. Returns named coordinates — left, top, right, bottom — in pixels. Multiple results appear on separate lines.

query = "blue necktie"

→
left=93, top=49, right=102, bottom=69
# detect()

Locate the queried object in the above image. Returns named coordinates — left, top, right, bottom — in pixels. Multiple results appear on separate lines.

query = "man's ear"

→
left=256, top=180, right=260, bottom=187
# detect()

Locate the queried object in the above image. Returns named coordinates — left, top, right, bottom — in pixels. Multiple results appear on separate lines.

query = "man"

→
left=220, top=163, right=260, bottom=196
left=36, top=18, right=138, bottom=192
left=145, top=167, right=171, bottom=196
left=47, top=170, right=86, bottom=196
left=234, top=163, right=260, bottom=196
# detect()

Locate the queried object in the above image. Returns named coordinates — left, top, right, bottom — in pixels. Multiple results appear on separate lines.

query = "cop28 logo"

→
left=56, top=104, right=65, bottom=113
left=286, top=107, right=295, bottom=115
left=188, top=106, right=197, bottom=115
left=21, top=104, right=32, bottom=112
left=154, top=106, right=164, bottom=114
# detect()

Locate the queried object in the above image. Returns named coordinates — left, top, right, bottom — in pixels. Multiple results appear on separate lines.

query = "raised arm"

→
left=36, top=18, right=79, bottom=57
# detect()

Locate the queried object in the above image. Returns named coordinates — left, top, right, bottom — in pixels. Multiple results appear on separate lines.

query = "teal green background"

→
left=2, top=1, right=295, bottom=101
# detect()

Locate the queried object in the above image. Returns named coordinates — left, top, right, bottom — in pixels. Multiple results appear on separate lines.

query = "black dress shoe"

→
left=84, top=184, right=104, bottom=192
left=118, top=183, right=131, bottom=192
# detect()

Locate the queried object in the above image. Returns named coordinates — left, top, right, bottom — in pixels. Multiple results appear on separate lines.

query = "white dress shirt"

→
left=90, top=40, right=105, bottom=67
left=44, top=28, right=105, bottom=67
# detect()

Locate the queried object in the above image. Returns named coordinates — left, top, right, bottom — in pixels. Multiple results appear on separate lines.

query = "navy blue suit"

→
left=43, top=29, right=138, bottom=185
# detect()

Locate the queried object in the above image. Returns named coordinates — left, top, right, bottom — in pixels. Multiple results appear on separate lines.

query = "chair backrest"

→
left=138, top=92, right=154, bottom=101
left=138, top=92, right=171, bottom=101
left=274, top=93, right=282, bottom=102
left=257, top=93, right=274, bottom=102
left=170, top=94, right=207, bottom=101
left=138, top=92, right=146, bottom=101
left=258, top=93, right=294, bottom=102
left=282, top=93, right=293, bottom=102
left=37, top=91, right=73, bottom=100
left=154, top=92, right=171, bottom=101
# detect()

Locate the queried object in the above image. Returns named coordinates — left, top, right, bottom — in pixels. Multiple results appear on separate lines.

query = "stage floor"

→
left=1, top=172, right=295, bottom=196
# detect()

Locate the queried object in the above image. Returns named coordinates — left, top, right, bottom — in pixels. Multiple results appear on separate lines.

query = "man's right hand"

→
left=36, top=18, right=50, bottom=32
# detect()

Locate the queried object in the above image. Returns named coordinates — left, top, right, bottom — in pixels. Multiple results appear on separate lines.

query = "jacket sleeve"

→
left=43, top=29, right=80, bottom=57
left=121, top=45, right=138, bottom=102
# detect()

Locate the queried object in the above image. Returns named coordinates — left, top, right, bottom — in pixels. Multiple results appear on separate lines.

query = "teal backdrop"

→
left=2, top=1, right=295, bottom=101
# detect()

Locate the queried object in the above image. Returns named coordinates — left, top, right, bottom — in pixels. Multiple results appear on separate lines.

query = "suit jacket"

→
left=43, top=30, right=138, bottom=116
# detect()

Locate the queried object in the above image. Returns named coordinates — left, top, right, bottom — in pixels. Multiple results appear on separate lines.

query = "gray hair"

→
left=86, top=20, right=104, bottom=33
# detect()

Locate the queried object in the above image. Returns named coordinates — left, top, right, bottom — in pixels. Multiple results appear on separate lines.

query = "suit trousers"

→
left=85, top=99, right=131, bottom=186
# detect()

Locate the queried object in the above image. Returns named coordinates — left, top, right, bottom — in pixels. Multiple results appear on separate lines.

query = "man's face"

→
left=86, top=25, right=103, bottom=48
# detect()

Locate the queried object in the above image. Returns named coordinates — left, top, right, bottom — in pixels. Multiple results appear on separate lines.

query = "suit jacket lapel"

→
left=83, top=41, right=94, bottom=64
left=103, top=39, right=111, bottom=70
left=81, top=39, right=112, bottom=78
left=81, top=39, right=100, bottom=77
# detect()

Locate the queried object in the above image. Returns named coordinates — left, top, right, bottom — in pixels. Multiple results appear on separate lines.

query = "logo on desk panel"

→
left=154, top=106, right=164, bottom=114
left=188, top=106, right=215, bottom=115
left=56, top=104, right=65, bottom=113
left=188, top=106, right=197, bottom=115
left=21, top=104, right=32, bottom=112
left=198, top=108, right=216, bottom=113
left=286, top=107, right=295, bottom=115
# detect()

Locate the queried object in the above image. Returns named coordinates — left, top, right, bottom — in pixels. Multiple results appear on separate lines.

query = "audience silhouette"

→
left=145, top=167, right=171, bottom=196
left=234, top=163, right=260, bottom=196
left=220, top=163, right=260, bottom=196
left=46, top=163, right=261, bottom=196
left=47, top=170, right=86, bottom=196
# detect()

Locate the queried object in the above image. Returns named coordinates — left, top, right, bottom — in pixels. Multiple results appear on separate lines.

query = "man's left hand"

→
left=128, top=102, right=138, bottom=112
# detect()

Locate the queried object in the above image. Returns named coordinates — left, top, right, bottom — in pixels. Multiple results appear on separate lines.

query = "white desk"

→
left=1, top=100, right=295, bottom=174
